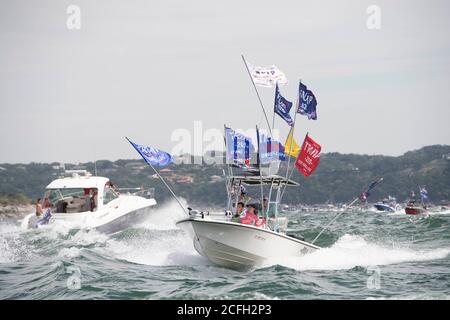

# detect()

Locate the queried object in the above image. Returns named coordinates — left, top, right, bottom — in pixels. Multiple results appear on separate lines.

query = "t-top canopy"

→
left=228, top=175, right=299, bottom=186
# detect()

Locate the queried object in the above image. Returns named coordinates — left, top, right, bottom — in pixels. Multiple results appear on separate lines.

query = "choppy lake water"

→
left=1, top=202, right=449, bottom=299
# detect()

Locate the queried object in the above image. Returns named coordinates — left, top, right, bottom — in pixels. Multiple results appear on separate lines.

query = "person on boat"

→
left=35, top=198, right=44, bottom=217
left=239, top=203, right=265, bottom=227
left=231, top=202, right=245, bottom=222
left=43, top=197, right=51, bottom=209
left=262, top=197, right=276, bottom=218
left=88, top=189, right=96, bottom=212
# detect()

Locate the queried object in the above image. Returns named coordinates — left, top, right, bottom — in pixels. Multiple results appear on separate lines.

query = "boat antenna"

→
left=311, top=177, right=384, bottom=245
left=125, top=137, right=188, bottom=216
left=94, top=161, right=98, bottom=176
left=241, top=54, right=273, bottom=137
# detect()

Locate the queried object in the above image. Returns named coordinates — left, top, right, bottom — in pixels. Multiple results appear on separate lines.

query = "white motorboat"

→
left=21, top=170, right=157, bottom=233
left=176, top=175, right=320, bottom=270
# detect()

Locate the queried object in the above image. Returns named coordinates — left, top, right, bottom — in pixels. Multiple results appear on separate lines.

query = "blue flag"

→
left=359, top=177, right=383, bottom=201
left=258, top=132, right=287, bottom=164
left=127, top=138, right=173, bottom=166
left=274, top=83, right=294, bottom=127
left=225, top=127, right=255, bottom=164
left=297, top=82, right=317, bottom=120
left=420, top=187, right=428, bottom=201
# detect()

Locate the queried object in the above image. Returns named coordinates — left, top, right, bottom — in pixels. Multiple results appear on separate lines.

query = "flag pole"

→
left=279, top=131, right=308, bottom=203
left=284, top=79, right=300, bottom=179
left=311, top=178, right=384, bottom=245
left=223, top=124, right=234, bottom=211
left=242, top=54, right=273, bottom=137
left=310, top=196, right=360, bottom=245
left=125, top=137, right=188, bottom=216
left=256, top=126, right=265, bottom=211
left=279, top=80, right=301, bottom=203
left=272, top=83, right=277, bottom=131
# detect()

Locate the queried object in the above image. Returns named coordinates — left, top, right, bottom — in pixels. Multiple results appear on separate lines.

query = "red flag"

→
left=295, top=134, right=321, bottom=177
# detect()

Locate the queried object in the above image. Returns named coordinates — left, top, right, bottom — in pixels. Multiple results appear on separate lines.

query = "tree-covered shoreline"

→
left=1, top=145, right=449, bottom=207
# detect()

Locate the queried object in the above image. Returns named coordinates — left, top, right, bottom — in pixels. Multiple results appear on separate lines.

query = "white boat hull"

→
left=176, top=217, right=320, bottom=270
left=21, top=195, right=156, bottom=234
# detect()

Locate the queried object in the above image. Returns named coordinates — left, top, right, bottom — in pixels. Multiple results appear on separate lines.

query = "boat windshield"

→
left=44, top=188, right=98, bottom=213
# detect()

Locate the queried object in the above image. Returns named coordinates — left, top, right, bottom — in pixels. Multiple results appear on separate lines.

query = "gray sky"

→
left=1, top=0, right=449, bottom=163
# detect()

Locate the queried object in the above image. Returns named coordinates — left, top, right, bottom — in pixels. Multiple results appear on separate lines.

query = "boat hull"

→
left=374, top=203, right=396, bottom=212
left=176, top=218, right=320, bottom=270
left=21, top=196, right=156, bottom=234
left=405, top=206, right=427, bottom=216
left=95, top=204, right=155, bottom=234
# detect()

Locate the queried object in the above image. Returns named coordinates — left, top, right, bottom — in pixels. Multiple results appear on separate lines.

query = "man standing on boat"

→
left=35, top=198, right=43, bottom=217
left=262, top=197, right=276, bottom=218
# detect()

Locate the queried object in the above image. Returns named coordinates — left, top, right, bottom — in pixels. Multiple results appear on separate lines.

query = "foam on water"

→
left=138, top=199, right=188, bottom=231
left=70, top=229, right=108, bottom=246
left=0, top=223, right=32, bottom=263
left=57, top=247, right=82, bottom=260
left=269, top=234, right=450, bottom=271
left=101, top=199, right=208, bottom=267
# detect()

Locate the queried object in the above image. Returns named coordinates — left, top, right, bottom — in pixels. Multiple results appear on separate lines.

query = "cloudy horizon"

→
left=1, top=0, right=449, bottom=164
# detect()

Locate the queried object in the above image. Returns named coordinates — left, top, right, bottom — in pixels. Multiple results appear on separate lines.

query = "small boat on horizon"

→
left=374, top=196, right=398, bottom=212
left=404, top=200, right=428, bottom=216
left=21, top=170, right=157, bottom=233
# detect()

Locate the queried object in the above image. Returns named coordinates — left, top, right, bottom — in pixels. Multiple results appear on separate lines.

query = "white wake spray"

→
left=267, top=234, right=450, bottom=271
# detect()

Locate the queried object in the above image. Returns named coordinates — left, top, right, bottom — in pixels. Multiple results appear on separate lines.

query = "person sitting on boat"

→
left=35, top=198, right=44, bottom=217
left=239, top=203, right=265, bottom=227
left=232, top=202, right=245, bottom=222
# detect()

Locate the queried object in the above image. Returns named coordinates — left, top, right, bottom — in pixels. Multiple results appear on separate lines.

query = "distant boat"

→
left=404, top=200, right=428, bottom=216
left=374, top=197, right=398, bottom=212
left=374, top=202, right=396, bottom=212
left=21, top=170, right=157, bottom=233
left=405, top=187, right=430, bottom=216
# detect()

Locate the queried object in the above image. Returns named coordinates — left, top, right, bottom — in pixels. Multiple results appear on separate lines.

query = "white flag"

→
left=247, top=63, right=289, bottom=87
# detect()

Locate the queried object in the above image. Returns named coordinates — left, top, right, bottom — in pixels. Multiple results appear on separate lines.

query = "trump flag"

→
left=127, top=138, right=174, bottom=167
left=297, top=82, right=318, bottom=120
left=247, top=62, right=289, bottom=87
left=295, top=134, right=321, bottom=177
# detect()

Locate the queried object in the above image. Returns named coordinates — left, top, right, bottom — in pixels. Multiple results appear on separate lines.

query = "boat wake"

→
left=265, top=234, right=450, bottom=271
left=1, top=199, right=206, bottom=268
left=99, top=199, right=208, bottom=267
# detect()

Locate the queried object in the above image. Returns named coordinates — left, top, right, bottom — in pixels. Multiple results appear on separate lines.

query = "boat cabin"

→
left=43, top=170, right=119, bottom=214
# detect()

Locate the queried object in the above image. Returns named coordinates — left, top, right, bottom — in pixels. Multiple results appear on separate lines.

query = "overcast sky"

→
left=1, top=0, right=449, bottom=164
